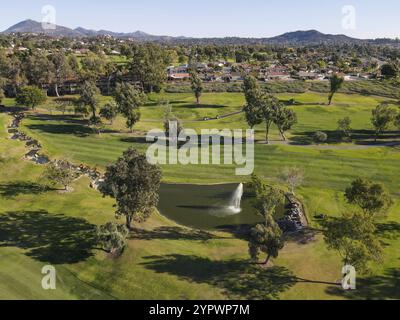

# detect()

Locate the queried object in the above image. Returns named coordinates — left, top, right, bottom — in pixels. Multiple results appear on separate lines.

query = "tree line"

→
left=0, top=43, right=171, bottom=99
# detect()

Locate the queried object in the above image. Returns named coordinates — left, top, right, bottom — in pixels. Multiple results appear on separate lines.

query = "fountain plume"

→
left=228, top=183, right=244, bottom=213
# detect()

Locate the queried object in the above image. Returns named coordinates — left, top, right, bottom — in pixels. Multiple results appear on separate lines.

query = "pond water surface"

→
left=158, top=183, right=265, bottom=230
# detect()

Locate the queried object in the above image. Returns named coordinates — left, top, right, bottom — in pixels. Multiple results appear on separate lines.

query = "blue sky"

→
left=1, top=0, right=399, bottom=39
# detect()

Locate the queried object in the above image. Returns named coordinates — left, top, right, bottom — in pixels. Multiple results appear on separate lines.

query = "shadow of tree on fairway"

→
left=26, top=123, right=93, bottom=137
left=289, top=129, right=400, bottom=146
left=0, top=182, right=49, bottom=198
left=0, top=106, right=29, bottom=113
left=141, top=254, right=297, bottom=300
left=120, top=137, right=152, bottom=145
left=215, top=224, right=253, bottom=241
left=28, top=114, right=85, bottom=123
left=26, top=115, right=120, bottom=136
left=283, top=228, right=320, bottom=245
left=376, top=221, right=400, bottom=240
left=183, top=104, right=227, bottom=109
left=325, top=268, right=400, bottom=300
left=132, top=227, right=221, bottom=241
left=0, top=211, right=96, bottom=264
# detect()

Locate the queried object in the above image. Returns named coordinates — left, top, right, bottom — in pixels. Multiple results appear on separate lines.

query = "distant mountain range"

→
left=2, top=19, right=179, bottom=41
left=2, top=19, right=399, bottom=45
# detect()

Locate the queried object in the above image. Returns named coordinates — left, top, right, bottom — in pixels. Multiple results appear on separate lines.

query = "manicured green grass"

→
left=1, top=90, right=400, bottom=300
left=16, top=91, right=399, bottom=141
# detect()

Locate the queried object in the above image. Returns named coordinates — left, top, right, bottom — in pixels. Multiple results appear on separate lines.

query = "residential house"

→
left=167, top=65, right=190, bottom=81
left=259, top=66, right=291, bottom=81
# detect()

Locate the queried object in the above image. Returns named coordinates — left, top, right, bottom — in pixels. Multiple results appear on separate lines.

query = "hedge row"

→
left=165, top=80, right=399, bottom=99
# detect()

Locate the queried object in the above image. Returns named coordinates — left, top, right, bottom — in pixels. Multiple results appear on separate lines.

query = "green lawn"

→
left=12, top=91, right=398, bottom=141
left=1, top=90, right=399, bottom=300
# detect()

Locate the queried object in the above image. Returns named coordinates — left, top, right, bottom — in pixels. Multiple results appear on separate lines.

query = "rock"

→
left=35, top=156, right=50, bottom=164
left=90, top=178, right=105, bottom=191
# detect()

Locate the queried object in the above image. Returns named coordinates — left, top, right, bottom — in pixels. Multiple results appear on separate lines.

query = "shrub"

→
left=313, top=131, right=328, bottom=144
left=96, top=222, right=129, bottom=256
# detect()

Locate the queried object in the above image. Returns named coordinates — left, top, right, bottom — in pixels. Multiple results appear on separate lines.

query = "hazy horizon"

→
left=1, top=0, right=400, bottom=39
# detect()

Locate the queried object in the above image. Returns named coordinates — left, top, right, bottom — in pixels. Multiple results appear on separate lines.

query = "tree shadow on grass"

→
left=0, top=210, right=96, bottom=264
left=215, top=224, right=253, bottom=241
left=26, top=123, right=93, bottom=137
left=28, top=114, right=85, bottom=123
left=144, top=100, right=188, bottom=107
left=141, top=254, right=297, bottom=300
left=325, top=268, right=400, bottom=300
left=376, top=221, right=400, bottom=241
left=283, top=228, right=320, bottom=245
left=0, top=182, right=49, bottom=198
left=184, top=104, right=227, bottom=109
left=0, top=106, right=29, bottom=113
left=132, top=226, right=221, bottom=241
left=142, top=255, right=341, bottom=299
left=289, top=130, right=400, bottom=146
left=290, top=130, right=350, bottom=145
left=120, top=137, right=152, bottom=145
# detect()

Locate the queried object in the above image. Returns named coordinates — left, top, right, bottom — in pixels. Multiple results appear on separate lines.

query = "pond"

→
left=158, top=183, right=271, bottom=231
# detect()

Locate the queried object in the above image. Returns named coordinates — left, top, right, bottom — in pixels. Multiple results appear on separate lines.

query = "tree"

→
left=251, top=174, right=285, bottom=220
left=321, top=211, right=383, bottom=274
left=100, top=148, right=162, bottom=230
left=371, top=103, right=396, bottom=141
left=0, top=53, right=26, bottom=96
left=49, top=52, right=72, bottom=97
left=15, top=86, right=46, bottom=110
left=67, top=55, right=80, bottom=76
left=189, top=71, right=203, bottom=105
left=77, top=81, right=100, bottom=119
left=104, top=62, right=118, bottom=95
left=42, top=160, right=76, bottom=191
left=249, top=174, right=285, bottom=265
left=243, top=76, right=280, bottom=136
left=273, top=106, right=297, bottom=141
left=114, top=83, right=146, bottom=133
left=328, top=73, right=344, bottom=105
left=55, top=102, right=69, bottom=115
left=74, top=104, right=90, bottom=118
left=380, top=63, right=398, bottom=79
left=0, top=87, right=4, bottom=104
left=243, top=75, right=259, bottom=106
left=248, top=216, right=284, bottom=266
left=245, top=92, right=280, bottom=144
left=54, top=97, right=74, bottom=115
left=261, top=95, right=282, bottom=144
left=243, top=101, right=263, bottom=129
left=100, top=102, right=118, bottom=125
left=337, top=116, right=352, bottom=138
left=88, top=116, right=104, bottom=135
left=395, top=112, right=400, bottom=130
left=345, top=178, right=393, bottom=217
left=96, top=222, right=129, bottom=256
left=163, top=102, right=184, bottom=139
left=280, top=167, right=304, bottom=195
left=80, top=52, right=106, bottom=82
left=25, top=51, right=53, bottom=88
left=130, top=44, right=168, bottom=92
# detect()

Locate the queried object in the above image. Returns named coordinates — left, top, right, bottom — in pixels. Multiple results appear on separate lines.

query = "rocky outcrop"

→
left=6, top=111, right=104, bottom=190
left=278, top=194, right=308, bottom=233
left=7, top=112, right=50, bottom=164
